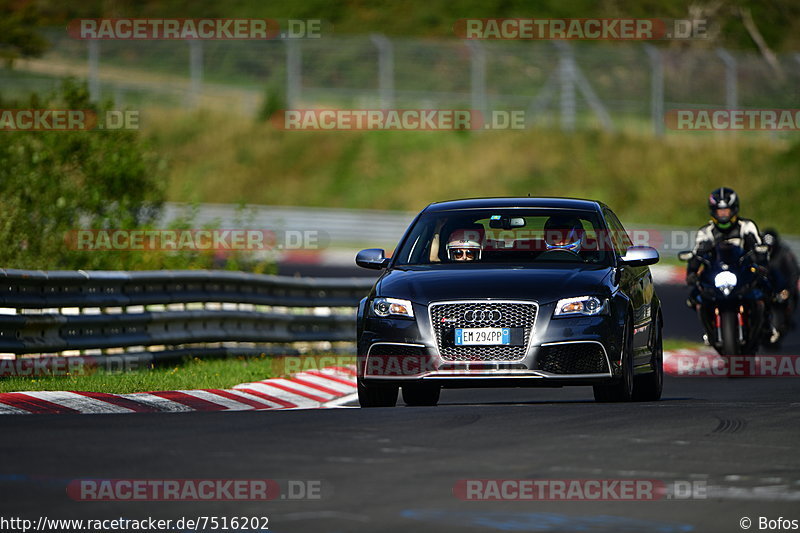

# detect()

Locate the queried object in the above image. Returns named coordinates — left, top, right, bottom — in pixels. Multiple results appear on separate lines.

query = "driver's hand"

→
left=686, top=272, right=699, bottom=285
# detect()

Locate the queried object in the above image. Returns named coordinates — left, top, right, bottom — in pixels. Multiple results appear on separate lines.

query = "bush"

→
left=0, top=79, right=275, bottom=273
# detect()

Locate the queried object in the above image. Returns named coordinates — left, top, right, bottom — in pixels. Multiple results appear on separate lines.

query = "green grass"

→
left=0, top=354, right=351, bottom=394
left=146, top=108, right=800, bottom=235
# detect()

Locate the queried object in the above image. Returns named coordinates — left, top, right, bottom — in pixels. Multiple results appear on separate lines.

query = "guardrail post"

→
left=466, top=40, right=488, bottom=124
left=286, top=38, right=302, bottom=109
left=556, top=42, right=576, bottom=131
left=716, top=48, right=738, bottom=109
left=370, top=34, right=395, bottom=109
left=188, top=39, right=203, bottom=108
left=644, top=45, right=664, bottom=137
left=88, top=40, right=100, bottom=102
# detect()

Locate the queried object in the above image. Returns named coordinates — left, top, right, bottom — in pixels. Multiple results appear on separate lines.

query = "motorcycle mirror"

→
left=677, top=251, right=694, bottom=262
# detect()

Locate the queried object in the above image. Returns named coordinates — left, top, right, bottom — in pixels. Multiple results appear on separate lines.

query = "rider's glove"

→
left=686, top=272, right=699, bottom=286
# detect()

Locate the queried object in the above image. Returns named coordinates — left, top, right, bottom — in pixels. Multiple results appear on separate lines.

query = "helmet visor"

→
left=713, top=208, right=732, bottom=224
left=544, top=227, right=582, bottom=251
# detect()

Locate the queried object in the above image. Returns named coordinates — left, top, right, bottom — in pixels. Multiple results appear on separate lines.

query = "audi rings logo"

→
left=464, top=309, right=502, bottom=322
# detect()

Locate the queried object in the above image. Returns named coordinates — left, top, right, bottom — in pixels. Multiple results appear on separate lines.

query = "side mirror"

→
left=754, top=244, right=770, bottom=254
left=677, top=251, right=694, bottom=262
left=356, top=248, right=390, bottom=270
left=620, top=246, right=660, bottom=267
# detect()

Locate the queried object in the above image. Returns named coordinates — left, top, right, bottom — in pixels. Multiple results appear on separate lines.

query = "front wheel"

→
left=633, top=319, right=663, bottom=401
left=358, top=381, right=398, bottom=408
left=720, top=310, right=740, bottom=357
left=593, top=319, right=634, bottom=403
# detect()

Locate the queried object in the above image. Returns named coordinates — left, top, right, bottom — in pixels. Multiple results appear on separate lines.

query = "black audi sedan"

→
left=355, top=197, right=663, bottom=407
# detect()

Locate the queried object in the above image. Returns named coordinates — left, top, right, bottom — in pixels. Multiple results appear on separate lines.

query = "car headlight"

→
left=371, top=297, right=415, bottom=318
left=553, top=296, right=609, bottom=317
left=714, top=271, right=737, bottom=295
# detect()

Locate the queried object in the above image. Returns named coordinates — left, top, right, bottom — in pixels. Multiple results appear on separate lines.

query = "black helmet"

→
left=543, top=215, right=583, bottom=252
left=708, top=187, right=739, bottom=227
left=762, top=228, right=780, bottom=248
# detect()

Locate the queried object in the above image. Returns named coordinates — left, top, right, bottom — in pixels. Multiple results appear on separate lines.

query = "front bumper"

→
left=357, top=300, right=621, bottom=387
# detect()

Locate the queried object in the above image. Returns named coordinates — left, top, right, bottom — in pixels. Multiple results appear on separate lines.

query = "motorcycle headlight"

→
left=371, top=297, right=414, bottom=319
left=714, top=271, right=738, bottom=295
left=553, top=296, right=609, bottom=317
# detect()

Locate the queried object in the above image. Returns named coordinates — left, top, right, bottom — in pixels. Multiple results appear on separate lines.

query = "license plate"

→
left=454, top=327, right=511, bottom=346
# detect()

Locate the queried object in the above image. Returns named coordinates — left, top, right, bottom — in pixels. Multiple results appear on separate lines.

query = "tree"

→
left=0, top=0, right=48, bottom=66
left=0, top=79, right=165, bottom=270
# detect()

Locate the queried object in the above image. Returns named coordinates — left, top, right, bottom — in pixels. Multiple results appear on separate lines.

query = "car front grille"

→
left=367, top=343, right=426, bottom=357
left=536, top=343, right=609, bottom=374
left=429, top=301, right=537, bottom=362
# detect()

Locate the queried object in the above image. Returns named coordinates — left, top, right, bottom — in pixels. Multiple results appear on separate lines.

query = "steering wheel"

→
left=537, top=248, right=582, bottom=261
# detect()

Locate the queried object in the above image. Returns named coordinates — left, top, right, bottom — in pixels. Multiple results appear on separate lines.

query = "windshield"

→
left=394, top=208, right=615, bottom=267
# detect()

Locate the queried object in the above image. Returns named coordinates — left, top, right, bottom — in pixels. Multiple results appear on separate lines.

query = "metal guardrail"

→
left=0, top=269, right=375, bottom=359
left=161, top=202, right=416, bottom=248
left=162, top=203, right=800, bottom=258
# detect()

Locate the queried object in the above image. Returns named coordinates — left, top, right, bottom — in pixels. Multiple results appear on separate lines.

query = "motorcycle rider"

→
left=762, top=228, right=799, bottom=330
left=686, top=187, right=777, bottom=343
left=686, top=187, right=763, bottom=278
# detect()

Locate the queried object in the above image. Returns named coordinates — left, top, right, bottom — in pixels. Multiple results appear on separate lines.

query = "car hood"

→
left=377, top=266, right=613, bottom=304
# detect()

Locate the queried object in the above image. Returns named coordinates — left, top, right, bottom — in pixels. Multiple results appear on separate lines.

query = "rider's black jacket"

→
left=768, top=242, right=800, bottom=294
left=686, top=218, right=764, bottom=282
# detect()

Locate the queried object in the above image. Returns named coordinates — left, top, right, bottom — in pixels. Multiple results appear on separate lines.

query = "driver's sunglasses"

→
left=453, top=249, right=477, bottom=259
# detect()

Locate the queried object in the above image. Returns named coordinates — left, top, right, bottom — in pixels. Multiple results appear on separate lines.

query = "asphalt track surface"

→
left=1, top=266, right=799, bottom=533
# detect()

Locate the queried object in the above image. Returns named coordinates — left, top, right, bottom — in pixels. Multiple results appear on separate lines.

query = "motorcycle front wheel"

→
left=720, top=310, right=741, bottom=357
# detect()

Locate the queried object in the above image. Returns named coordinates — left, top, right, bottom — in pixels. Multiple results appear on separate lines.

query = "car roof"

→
left=422, top=197, right=606, bottom=213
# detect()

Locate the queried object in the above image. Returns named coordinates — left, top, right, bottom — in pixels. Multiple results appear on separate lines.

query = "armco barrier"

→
left=0, top=269, right=374, bottom=360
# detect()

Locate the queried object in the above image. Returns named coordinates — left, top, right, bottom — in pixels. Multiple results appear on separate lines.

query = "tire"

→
left=593, top=319, right=634, bottom=403
left=357, top=381, right=398, bottom=408
left=633, top=317, right=663, bottom=402
left=720, top=310, right=740, bottom=357
left=402, top=383, right=441, bottom=406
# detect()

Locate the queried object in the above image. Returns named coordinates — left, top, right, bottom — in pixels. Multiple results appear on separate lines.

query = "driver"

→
left=446, top=228, right=483, bottom=261
left=543, top=215, right=584, bottom=252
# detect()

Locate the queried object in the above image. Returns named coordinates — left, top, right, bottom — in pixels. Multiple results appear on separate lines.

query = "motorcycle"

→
left=679, top=242, right=771, bottom=357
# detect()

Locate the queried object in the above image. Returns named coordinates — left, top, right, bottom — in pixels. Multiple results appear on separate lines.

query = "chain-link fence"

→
left=3, top=28, right=800, bottom=135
